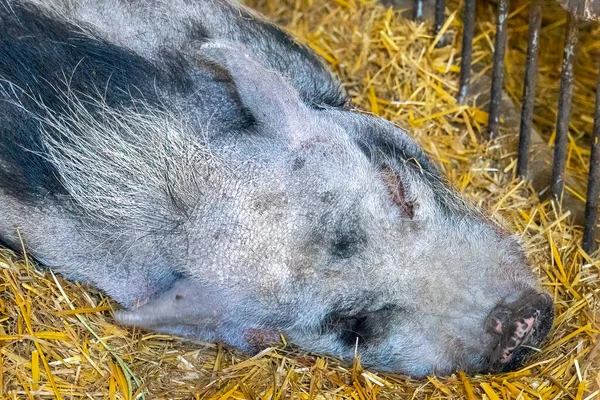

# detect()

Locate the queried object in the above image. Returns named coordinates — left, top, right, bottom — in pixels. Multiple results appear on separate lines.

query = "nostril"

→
left=485, top=306, right=511, bottom=336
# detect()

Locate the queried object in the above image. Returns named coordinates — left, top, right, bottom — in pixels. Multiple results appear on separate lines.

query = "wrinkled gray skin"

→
left=0, top=0, right=554, bottom=377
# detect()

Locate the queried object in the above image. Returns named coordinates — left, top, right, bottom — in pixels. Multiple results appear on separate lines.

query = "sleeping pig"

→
left=0, top=0, right=553, bottom=377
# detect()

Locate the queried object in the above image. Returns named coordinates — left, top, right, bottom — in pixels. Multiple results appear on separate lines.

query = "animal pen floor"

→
left=1, top=0, right=599, bottom=398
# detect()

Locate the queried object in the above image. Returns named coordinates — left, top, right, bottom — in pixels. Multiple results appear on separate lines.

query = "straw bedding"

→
left=0, top=0, right=599, bottom=398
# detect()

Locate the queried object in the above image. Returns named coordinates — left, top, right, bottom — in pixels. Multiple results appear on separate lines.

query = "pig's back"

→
left=0, top=0, right=247, bottom=203
left=25, top=0, right=348, bottom=108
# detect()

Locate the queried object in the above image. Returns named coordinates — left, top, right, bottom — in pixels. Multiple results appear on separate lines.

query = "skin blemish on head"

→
left=292, top=157, right=305, bottom=171
left=298, top=136, right=329, bottom=150
left=320, top=191, right=336, bottom=204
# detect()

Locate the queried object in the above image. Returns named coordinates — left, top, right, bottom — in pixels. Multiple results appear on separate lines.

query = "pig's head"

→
left=117, top=41, right=554, bottom=377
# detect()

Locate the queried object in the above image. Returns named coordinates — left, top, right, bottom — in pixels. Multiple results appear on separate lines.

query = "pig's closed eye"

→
left=331, top=235, right=362, bottom=259
left=322, top=304, right=398, bottom=347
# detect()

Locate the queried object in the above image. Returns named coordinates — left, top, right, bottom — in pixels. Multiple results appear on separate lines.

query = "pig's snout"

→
left=484, top=292, right=554, bottom=372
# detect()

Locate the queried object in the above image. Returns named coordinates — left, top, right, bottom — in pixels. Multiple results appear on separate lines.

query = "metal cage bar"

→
left=551, top=12, right=580, bottom=203
left=582, top=72, right=600, bottom=253
left=517, top=0, right=543, bottom=179
left=457, top=0, right=476, bottom=104
left=488, top=0, right=511, bottom=139
left=434, top=0, right=446, bottom=46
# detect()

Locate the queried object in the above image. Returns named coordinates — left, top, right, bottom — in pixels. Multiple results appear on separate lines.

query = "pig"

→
left=0, top=0, right=554, bottom=377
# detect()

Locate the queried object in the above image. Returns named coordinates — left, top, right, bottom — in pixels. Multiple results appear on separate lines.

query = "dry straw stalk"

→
left=1, top=0, right=599, bottom=398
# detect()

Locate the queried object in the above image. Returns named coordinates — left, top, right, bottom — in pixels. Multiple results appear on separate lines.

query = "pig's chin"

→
left=360, top=352, right=465, bottom=378
left=360, top=342, right=497, bottom=378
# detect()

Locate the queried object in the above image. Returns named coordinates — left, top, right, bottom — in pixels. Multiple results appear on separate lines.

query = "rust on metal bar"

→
left=551, top=12, right=580, bottom=203
left=517, top=0, right=543, bottom=178
left=434, top=0, right=446, bottom=47
left=556, top=0, right=600, bottom=21
left=582, top=70, right=600, bottom=253
left=488, top=0, right=511, bottom=139
left=413, top=0, right=424, bottom=21
left=457, top=0, right=476, bottom=104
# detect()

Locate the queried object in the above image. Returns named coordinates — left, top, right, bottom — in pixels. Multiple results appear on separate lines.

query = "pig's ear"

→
left=354, top=119, right=444, bottom=220
left=114, top=277, right=233, bottom=336
left=199, top=40, right=310, bottom=132
left=380, top=166, right=416, bottom=219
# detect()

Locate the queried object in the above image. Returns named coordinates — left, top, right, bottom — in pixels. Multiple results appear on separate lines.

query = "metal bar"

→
left=551, top=13, right=580, bottom=203
left=457, top=0, right=476, bottom=104
left=413, top=0, right=424, bottom=21
left=488, top=0, right=511, bottom=139
left=434, top=0, right=446, bottom=47
left=582, top=70, right=600, bottom=254
left=516, top=0, right=543, bottom=178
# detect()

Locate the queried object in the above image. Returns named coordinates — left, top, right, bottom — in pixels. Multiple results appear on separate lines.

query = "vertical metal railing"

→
left=412, top=0, right=600, bottom=253
left=487, top=0, right=510, bottom=139
left=583, top=73, right=600, bottom=253
left=434, top=0, right=446, bottom=47
left=457, top=0, right=476, bottom=104
left=516, top=0, right=543, bottom=179
left=551, top=11, right=580, bottom=204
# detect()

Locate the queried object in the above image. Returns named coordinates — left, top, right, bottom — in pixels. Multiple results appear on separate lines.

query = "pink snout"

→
left=484, top=292, right=554, bottom=372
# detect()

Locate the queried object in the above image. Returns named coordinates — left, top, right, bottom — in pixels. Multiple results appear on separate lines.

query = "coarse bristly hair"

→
left=5, top=80, right=220, bottom=235
left=45, top=100, right=220, bottom=234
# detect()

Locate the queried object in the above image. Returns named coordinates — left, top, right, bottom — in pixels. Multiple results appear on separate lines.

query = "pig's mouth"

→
left=484, top=292, right=554, bottom=373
